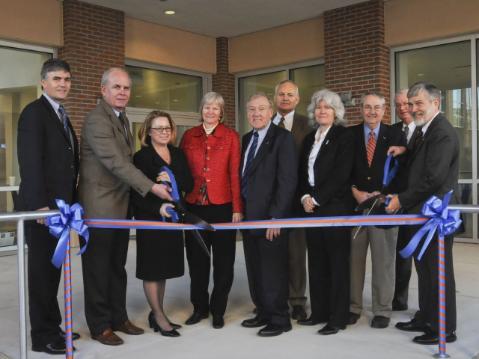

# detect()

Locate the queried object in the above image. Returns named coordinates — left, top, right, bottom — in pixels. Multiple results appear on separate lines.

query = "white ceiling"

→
left=81, top=0, right=367, bottom=37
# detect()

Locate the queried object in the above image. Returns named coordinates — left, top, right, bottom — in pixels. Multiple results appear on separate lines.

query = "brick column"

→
left=324, top=0, right=390, bottom=124
left=58, top=0, right=125, bottom=135
left=212, top=37, right=235, bottom=128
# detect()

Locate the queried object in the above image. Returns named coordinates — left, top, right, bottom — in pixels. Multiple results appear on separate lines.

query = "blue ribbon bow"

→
left=400, top=191, right=461, bottom=260
left=46, top=199, right=90, bottom=268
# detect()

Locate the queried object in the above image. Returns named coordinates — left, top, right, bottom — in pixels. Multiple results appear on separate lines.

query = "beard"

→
left=412, top=106, right=436, bottom=127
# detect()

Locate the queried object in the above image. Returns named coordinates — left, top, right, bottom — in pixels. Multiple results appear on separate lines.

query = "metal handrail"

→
left=0, top=210, right=59, bottom=359
left=4, top=204, right=479, bottom=359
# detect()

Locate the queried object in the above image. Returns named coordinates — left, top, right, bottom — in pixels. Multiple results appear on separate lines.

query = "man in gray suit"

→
left=79, top=67, right=172, bottom=346
left=272, top=80, right=311, bottom=321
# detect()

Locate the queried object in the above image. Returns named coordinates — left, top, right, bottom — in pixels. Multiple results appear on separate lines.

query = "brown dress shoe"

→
left=92, top=328, right=124, bottom=346
left=113, top=320, right=144, bottom=335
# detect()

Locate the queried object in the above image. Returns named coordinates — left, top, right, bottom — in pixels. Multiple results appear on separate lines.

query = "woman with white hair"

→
left=297, top=89, right=354, bottom=335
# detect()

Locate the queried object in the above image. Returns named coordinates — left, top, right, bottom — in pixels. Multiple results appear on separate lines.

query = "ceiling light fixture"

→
left=164, top=10, right=176, bottom=15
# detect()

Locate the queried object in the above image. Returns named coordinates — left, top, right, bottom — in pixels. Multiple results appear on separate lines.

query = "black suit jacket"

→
left=241, top=123, right=297, bottom=233
left=17, top=95, right=79, bottom=210
left=350, top=122, right=406, bottom=194
left=398, top=113, right=459, bottom=213
left=299, top=125, right=354, bottom=215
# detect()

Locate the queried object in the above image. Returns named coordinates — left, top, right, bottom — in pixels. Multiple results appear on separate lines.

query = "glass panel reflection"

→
left=290, top=65, right=326, bottom=116
left=456, top=183, right=472, bottom=238
left=127, top=66, right=202, bottom=112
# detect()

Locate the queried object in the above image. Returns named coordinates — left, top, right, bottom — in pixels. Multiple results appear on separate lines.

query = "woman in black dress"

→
left=131, top=110, right=193, bottom=337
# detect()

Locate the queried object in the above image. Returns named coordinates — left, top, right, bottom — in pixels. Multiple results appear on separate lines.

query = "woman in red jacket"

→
left=180, top=92, right=243, bottom=329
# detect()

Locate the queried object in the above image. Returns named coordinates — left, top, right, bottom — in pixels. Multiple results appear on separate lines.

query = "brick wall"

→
left=58, top=0, right=125, bottom=136
left=212, top=37, right=236, bottom=128
left=324, top=0, right=390, bottom=124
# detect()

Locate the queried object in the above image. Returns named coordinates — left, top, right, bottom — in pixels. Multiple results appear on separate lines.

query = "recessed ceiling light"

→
left=164, top=10, right=175, bottom=15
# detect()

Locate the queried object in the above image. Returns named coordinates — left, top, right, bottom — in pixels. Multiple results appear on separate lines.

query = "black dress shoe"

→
left=212, top=315, right=224, bottom=329
left=241, top=316, right=269, bottom=328
left=148, top=311, right=182, bottom=329
left=413, top=332, right=457, bottom=345
left=395, top=319, right=427, bottom=332
left=297, top=317, right=324, bottom=326
left=59, top=329, right=80, bottom=341
left=257, top=323, right=292, bottom=337
left=185, top=311, right=208, bottom=325
left=291, top=305, right=307, bottom=320
left=317, top=324, right=343, bottom=335
left=371, top=316, right=390, bottom=329
left=348, top=312, right=360, bottom=325
left=148, top=314, right=180, bottom=337
left=32, top=339, right=76, bottom=355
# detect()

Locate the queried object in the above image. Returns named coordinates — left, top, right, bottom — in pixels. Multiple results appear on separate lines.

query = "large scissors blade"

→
left=352, top=197, right=379, bottom=240
left=190, top=229, right=211, bottom=257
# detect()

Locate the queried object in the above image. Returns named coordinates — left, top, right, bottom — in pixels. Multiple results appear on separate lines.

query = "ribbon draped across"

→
left=46, top=199, right=90, bottom=268
left=400, top=191, right=462, bottom=260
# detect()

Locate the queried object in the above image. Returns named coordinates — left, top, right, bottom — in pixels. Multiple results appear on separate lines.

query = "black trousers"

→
left=26, top=223, right=62, bottom=347
left=306, top=224, right=351, bottom=328
left=81, top=228, right=130, bottom=336
left=242, top=230, right=290, bottom=326
left=185, top=203, right=236, bottom=316
left=407, top=225, right=456, bottom=333
left=393, top=225, right=412, bottom=308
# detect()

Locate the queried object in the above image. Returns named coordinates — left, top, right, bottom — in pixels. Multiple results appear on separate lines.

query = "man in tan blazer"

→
left=79, top=67, right=171, bottom=346
left=272, top=80, right=311, bottom=321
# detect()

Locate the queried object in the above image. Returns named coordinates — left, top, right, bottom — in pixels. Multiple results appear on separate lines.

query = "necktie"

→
left=118, top=112, right=130, bottom=145
left=241, top=131, right=259, bottom=198
left=403, top=124, right=409, bottom=141
left=366, top=130, right=376, bottom=167
left=278, top=116, right=285, bottom=129
left=412, top=128, right=424, bottom=153
left=58, top=105, right=73, bottom=148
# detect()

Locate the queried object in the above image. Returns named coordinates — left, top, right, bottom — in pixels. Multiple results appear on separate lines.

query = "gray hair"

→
left=395, top=89, right=409, bottom=99
left=199, top=91, right=225, bottom=121
left=41, top=58, right=71, bottom=80
left=247, top=92, right=273, bottom=109
left=407, top=81, right=441, bottom=101
left=274, top=80, right=299, bottom=97
left=307, top=89, right=346, bottom=126
left=101, top=67, right=131, bottom=86
left=360, top=92, right=386, bottom=107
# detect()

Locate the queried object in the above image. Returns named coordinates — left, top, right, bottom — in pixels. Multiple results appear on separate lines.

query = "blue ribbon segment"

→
left=400, top=191, right=462, bottom=260
left=383, top=154, right=399, bottom=188
left=46, top=199, right=90, bottom=268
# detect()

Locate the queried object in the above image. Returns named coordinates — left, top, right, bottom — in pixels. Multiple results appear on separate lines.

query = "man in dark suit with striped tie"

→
left=17, top=59, right=79, bottom=355
left=240, top=93, right=297, bottom=337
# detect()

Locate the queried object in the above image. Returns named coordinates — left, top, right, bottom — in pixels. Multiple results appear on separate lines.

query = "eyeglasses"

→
left=151, top=127, right=172, bottom=133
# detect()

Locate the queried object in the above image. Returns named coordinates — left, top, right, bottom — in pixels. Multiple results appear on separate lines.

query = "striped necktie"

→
left=241, top=131, right=259, bottom=198
left=366, top=130, right=376, bottom=167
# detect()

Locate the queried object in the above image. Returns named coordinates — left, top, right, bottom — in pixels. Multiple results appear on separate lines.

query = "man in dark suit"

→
left=391, top=89, right=417, bottom=311
left=387, top=82, right=459, bottom=345
left=17, top=59, right=79, bottom=355
left=240, top=93, right=297, bottom=337
left=349, top=93, right=406, bottom=329
left=79, top=67, right=172, bottom=346
left=272, top=80, right=311, bottom=320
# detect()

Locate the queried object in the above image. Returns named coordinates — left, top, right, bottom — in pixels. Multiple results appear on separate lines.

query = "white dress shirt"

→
left=272, top=110, right=294, bottom=131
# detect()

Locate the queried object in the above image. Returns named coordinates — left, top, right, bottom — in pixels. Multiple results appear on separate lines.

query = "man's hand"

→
left=385, top=195, right=401, bottom=213
left=36, top=206, right=50, bottom=225
left=387, top=146, right=407, bottom=157
left=151, top=183, right=173, bottom=201
left=266, top=227, right=280, bottom=241
left=159, top=203, right=175, bottom=217
left=232, top=212, right=243, bottom=223
left=352, top=187, right=372, bottom=204
left=302, top=195, right=316, bottom=213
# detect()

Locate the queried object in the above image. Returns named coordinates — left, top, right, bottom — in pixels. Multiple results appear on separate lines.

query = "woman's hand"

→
left=156, top=171, right=171, bottom=183
left=232, top=212, right=243, bottom=223
left=159, top=203, right=175, bottom=217
left=301, top=195, right=316, bottom=213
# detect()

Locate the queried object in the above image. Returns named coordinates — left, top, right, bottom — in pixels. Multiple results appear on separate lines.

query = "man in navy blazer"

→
left=17, top=59, right=79, bottom=355
left=348, top=93, right=406, bottom=329
left=240, top=93, right=297, bottom=337
left=387, top=82, right=459, bottom=345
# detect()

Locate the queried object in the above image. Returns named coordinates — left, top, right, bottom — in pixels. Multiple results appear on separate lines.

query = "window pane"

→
left=238, top=70, right=287, bottom=135
left=0, top=46, right=51, bottom=247
left=290, top=64, right=325, bottom=116
left=126, top=65, right=202, bottom=112
left=395, top=41, right=471, bottom=179
left=457, top=183, right=473, bottom=238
